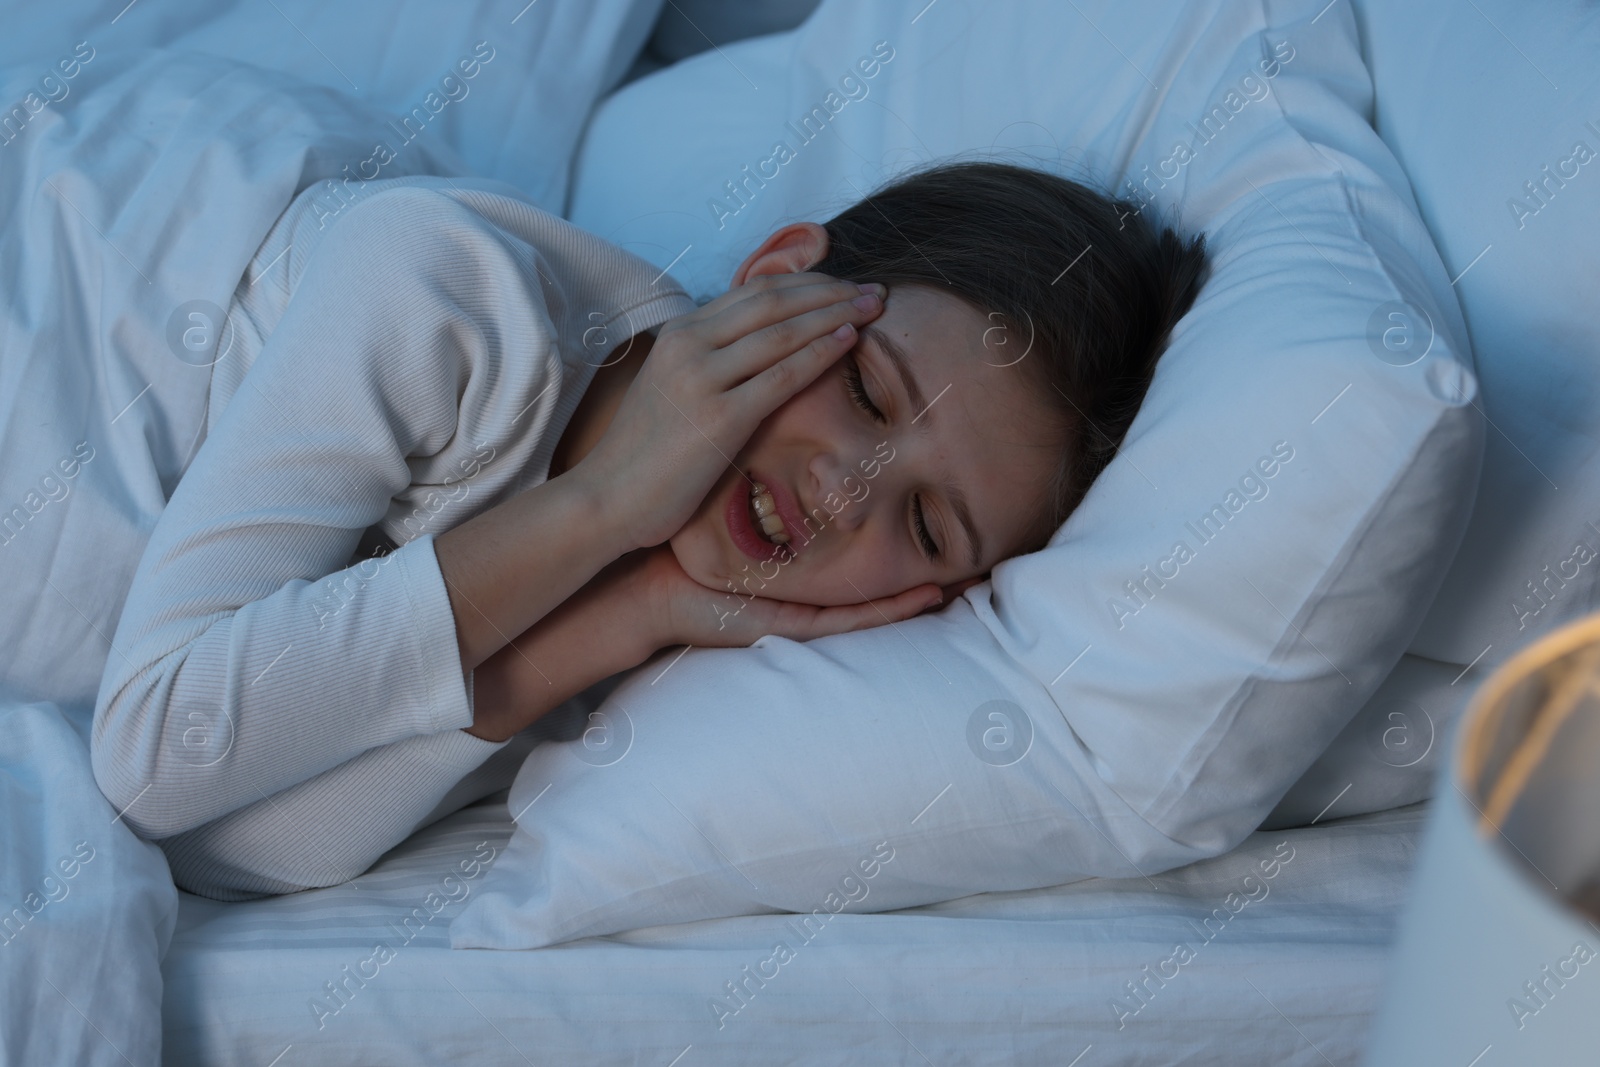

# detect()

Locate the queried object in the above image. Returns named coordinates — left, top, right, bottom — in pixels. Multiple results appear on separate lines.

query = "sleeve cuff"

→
left=393, top=531, right=478, bottom=734
left=422, top=720, right=511, bottom=768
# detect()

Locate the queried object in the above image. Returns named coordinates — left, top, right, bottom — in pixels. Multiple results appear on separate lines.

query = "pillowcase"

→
left=1264, top=0, right=1600, bottom=828
left=451, top=0, right=1481, bottom=949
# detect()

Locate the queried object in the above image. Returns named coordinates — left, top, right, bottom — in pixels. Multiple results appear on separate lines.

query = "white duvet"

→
left=0, top=702, right=177, bottom=1065
left=0, top=3, right=658, bottom=1062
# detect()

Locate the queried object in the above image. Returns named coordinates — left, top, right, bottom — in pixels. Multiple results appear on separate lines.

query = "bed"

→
left=3, top=0, right=1597, bottom=1064
left=162, top=795, right=1424, bottom=1064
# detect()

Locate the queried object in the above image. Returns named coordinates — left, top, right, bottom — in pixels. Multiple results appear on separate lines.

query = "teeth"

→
left=750, top=483, right=777, bottom=519
left=759, top=513, right=788, bottom=542
left=749, top=482, right=790, bottom=544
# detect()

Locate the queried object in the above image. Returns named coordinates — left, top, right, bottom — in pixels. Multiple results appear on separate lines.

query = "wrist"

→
left=462, top=656, right=519, bottom=742
left=616, top=548, right=675, bottom=660
left=560, top=459, right=648, bottom=556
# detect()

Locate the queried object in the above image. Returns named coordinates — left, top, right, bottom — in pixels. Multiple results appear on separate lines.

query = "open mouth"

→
left=748, top=482, right=790, bottom=545
left=726, top=473, right=798, bottom=564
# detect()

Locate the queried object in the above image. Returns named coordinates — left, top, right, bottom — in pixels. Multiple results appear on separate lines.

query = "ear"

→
left=729, top=222, right=830, bottom=288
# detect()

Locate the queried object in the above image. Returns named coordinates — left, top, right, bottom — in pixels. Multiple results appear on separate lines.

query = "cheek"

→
left=675, top=374, right=908, bottom=603
left=791, top=527, right=916, bottom=606
left=668, top=495, right=730, bottom=593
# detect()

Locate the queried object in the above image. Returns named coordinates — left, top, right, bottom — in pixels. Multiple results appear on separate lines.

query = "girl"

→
left=91, top=160, right=1207, bottom=899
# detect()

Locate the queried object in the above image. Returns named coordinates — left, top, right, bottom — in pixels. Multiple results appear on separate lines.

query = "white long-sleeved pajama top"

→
left=90, top=175, right=698, bottom=899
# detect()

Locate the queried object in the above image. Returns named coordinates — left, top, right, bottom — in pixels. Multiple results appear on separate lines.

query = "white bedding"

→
left=0, top=1, right=1500, bottom=1064
left=0, top=3, right=659, bottom=1064
left=162, top=794, right=1424, bottom=1065
left=0, top=702, right=178, bottom=1066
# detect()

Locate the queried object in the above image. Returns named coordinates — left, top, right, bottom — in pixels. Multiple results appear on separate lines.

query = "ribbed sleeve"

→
left=91, top=187, right=556, bottom=840
left=153, top=725, right=521, bottom=899
left=89, top=176, right=696, bottom=898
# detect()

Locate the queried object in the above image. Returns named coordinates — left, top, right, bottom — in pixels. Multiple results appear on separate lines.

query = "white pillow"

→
left=1265, top=0, right=1600, bottom=827
left=451, top=0, right=1481, bottom=949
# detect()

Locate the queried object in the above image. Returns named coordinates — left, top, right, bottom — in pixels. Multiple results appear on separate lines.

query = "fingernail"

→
left=852, top=293, right=881, bottom=311
left=832, top=322, right=855, bottom=340
left=858, top=282, right=887, bottom=298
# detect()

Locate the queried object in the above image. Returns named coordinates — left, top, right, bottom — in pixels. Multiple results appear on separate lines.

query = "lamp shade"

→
left=1364, top=614, right=1600, bottom=1064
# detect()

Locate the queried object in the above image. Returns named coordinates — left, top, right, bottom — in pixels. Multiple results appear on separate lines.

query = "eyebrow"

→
left=860, top=324, right=984, bottom=571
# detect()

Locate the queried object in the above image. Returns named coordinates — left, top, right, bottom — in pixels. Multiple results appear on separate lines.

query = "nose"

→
left=806, top=451, right=871, bottom=536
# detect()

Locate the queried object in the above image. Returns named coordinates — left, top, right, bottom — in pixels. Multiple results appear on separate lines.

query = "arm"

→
left=468, top=543, right=954, bottom=744
left=435, top=455, right=632, bottom=677
left=156, top=551, right=665, bottom=898
left=90, top=186, right=635, bottom=839
left=154, top=728, right=531, bottom=899
left=464, top=548, right=666, bottom=742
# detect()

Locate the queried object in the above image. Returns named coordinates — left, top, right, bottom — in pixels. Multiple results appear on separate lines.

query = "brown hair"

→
left=809, top=159, right=1210, bottom=559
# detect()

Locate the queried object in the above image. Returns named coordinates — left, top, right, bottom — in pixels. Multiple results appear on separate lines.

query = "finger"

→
left=850, top=584, right=944, bottom=630
left=720, top=282, right=888, bottom=380
left=677, top=271, right=855, bottom=328
left=899, top=583, right=947, bottom=619
left=699, top=276, right=880, bottom=355
left=724, top=312, right=861, bottom=415
left=941, top=575, right=987, bottom=601
left=799, top=583, right=942, bottom=640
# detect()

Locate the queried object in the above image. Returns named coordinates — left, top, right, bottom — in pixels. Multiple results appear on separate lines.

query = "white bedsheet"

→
left=162, top=795, right=1425, bottom=1065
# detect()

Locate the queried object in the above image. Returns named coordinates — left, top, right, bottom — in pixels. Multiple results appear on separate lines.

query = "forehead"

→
left=866, top=284, right=1060, bottom=564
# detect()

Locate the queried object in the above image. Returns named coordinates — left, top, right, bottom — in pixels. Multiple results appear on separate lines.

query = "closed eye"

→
left=842, top=354, right=885, bottom=424
left=913, top=495, right=940, bottom=561
left=845, top=354, right=943, bottom=561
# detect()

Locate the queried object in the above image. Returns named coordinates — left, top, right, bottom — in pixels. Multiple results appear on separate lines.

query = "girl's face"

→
left=669, top=244, right=1063, bottom=607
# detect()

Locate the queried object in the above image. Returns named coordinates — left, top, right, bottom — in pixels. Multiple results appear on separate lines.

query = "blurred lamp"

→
left=1365, top=613, right=1600, bottom=1064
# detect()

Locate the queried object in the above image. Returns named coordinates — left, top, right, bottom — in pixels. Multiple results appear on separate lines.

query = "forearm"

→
left=464, top=550, right=665, bottom=742
left=435, top=469, right=635, bottom=673
left=156, top=728, right=515, bottom=899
